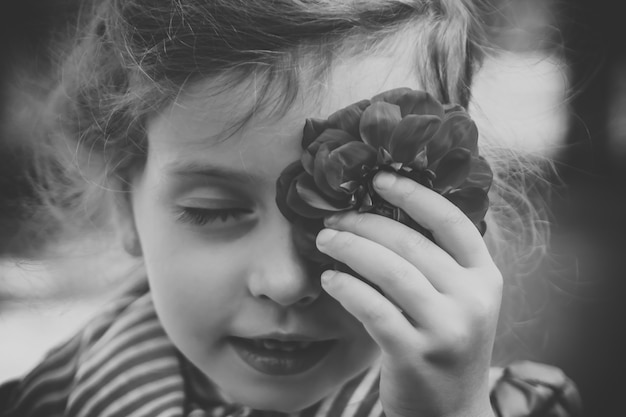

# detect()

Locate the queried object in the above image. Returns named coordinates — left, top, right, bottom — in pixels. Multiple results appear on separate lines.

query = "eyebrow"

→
left=165, top=160, right=265, bottom=186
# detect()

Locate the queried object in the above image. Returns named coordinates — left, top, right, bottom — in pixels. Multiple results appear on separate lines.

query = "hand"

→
left=316, top=171, right=501, bottom=417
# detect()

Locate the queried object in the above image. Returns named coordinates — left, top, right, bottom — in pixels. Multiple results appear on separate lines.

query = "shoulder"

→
left=0, top=277, right=182, bottom=417
left=490, top=361, right=583, bottom=417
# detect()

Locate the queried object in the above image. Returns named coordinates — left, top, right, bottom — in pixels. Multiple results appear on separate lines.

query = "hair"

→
left=34, top=0, right=558, bottom=362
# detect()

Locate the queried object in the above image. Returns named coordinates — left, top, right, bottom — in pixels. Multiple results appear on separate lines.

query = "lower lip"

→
left=229, top=337, right=336, bottom=376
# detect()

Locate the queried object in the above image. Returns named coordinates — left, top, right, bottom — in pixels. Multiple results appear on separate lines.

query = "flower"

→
left=276, top=88, right=493, bottom=272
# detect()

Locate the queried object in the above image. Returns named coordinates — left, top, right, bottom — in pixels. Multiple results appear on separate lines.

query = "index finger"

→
left=372, top=171, right=492, bottom=268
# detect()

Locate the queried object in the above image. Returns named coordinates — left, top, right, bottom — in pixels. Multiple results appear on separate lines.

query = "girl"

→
left=1, top=1, right=580, bottom=416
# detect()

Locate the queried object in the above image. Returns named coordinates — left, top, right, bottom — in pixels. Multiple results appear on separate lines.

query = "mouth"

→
left=229, top=336, right=337, bottom=376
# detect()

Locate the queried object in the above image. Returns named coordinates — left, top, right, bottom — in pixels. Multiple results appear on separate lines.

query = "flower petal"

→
left=359, top=101, right=402, bottom=150
left=462, top=156, right=493, bottom=193
left=359, top=191, right=374, bottom=212
left=327, top=99, right=370, bottom=139
left=311, top=141, right=359, bottom=200
left=302, top=118, right=329, bottom=149
left=448, top=112, right=479, bottom=152
left=309, top=145, right=344, bottom=200
left=443, top=103, right=465, bottom=114
left=325, top=141, right=377, bottom=192
left=276, top=161, right=305, bottom=221
left=301, top=128, right=355, bottom=175
left=407, top=148, right=428, bottom=171
left=370, top=87, right=414, bottom=104
left=285, top=175, right=331, bottom=218
left=432, top=147, right=472, bottom=192
left=445, top=187, right=489, bottom=225
left=340, top=180, right=360, bottom=192
left=427, top=110, right=478, bottom=167
left=395, top=90, right=445, bottom=118
left=295, top=174, right=351, bottom=214
left=372, top=88, right=445, bottom=118
left=389, top=114, right=442, bottom=163
left=377, top=147, right=394, bottom=165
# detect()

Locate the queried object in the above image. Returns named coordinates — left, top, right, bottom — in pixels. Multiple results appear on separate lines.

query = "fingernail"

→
left=374, top=172, right=395, bottom=189
left=316, top=228, right=338, bottom=246
left=321, top=270, right=336, bottom=285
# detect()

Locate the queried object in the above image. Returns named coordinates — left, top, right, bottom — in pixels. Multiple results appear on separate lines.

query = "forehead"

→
left=145, top=52, right=421, bottom=174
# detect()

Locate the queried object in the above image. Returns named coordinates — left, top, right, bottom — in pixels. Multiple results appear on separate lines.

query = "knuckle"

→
left=388, top=261, right=413, bottom=284
left=443, top=205, right=466, bottom=226
left=361, top=301, right=388, bottom=326
left=462, top=276, right=502, bottom=321
left=351, top=212, right=368, bottom=231
left=425, top=321, right=472, bottom=361
left=440, top=322, right=472, bottom=350
left=396, top=230, right=428, bottom=255
left=472, top=265, right=503, bottom=298
left=468, top=291, right=501, bottom=322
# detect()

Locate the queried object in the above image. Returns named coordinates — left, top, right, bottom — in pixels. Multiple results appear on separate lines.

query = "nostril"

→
left=249, top=272, right=322, bottom=307
left=296, top=293, right=318, bottom=307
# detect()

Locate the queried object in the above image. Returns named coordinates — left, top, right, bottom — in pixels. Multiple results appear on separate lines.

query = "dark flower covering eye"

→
left=276, top=88, right=493, bottom=273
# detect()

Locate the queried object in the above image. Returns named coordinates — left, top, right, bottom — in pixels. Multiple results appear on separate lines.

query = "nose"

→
left=247, top=218, right=322, bottom=307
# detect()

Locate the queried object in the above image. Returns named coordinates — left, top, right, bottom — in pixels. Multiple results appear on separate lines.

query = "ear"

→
left=114, top=183, right=143, bottom=257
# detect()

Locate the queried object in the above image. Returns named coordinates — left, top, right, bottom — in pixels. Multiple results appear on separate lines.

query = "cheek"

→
left=144, top=233, right=249, bottom=312
left=144, top=237, right=252, bottom=355
left=132, top=198, right=250, bottom=336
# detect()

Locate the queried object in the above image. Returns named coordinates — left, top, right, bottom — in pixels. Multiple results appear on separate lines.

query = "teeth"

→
left=254, top=339, right=313, bottom=351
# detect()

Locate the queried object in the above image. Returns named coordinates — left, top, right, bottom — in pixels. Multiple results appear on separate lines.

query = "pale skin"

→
left=126, top=47, right=502, bottom=416
left=318, top=172, right=501, bottom=417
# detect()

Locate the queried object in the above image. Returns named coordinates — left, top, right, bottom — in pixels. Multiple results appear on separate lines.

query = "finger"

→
left=316, top=228, right=442, bottom=320
left=324, top=211, right=460, bottom=291
left=373, top=171, right=492, bottom=268
left=320, top=269, right=421, bottom=356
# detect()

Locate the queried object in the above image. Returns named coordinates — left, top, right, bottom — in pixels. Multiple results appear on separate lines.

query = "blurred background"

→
left=1, top=1, right=625, bottom=415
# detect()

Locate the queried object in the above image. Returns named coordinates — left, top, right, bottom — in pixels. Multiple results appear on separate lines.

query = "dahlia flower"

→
left=276, top=87, right=493, bottom=270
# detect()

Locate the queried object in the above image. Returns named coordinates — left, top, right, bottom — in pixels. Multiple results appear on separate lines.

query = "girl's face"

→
left=129, top=53, right=421, bottom=411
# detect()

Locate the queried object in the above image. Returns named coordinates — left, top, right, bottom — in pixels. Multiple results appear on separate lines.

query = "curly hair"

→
left=38, top=0, right=489, bottom=222
left=34, top=0, right=556, bottom=362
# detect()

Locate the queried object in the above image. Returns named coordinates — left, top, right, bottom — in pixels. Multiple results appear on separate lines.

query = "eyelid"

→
left=177, top=197, right=251, bottom=209
left=166, top=177, right=259, bottom=204
left=175, top=206, right=254, bottom=228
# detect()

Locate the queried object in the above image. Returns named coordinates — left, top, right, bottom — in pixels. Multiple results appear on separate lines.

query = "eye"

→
left=176, top=207, right=252, bottom=226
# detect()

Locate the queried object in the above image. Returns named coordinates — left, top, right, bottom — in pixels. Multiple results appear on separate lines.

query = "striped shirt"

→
left=0, top=279, right=383, bottom=417
left=0, top=278, right=582, bottom=417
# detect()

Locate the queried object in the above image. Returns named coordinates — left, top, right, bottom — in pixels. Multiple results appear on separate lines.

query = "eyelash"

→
left=176, top=207, right=251, bottom=226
